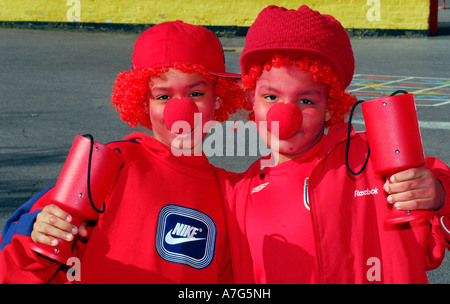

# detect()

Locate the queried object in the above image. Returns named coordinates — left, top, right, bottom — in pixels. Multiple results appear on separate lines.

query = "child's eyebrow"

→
left=188, top=80, right=208, bottom=88
left=258, top=85, right=323, bottom=96
left=257, top=84, right=281, bottom=93
left=151, top=86, right=170, bottom=92
left=300, top=90, right=325, bottom=96
left=152, top=81, right=208, bottom=92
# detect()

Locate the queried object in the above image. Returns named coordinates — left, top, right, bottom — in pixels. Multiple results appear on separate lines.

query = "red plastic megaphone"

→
left=361, top=91, right=434, bottom=224
left=29, top=134, right=123, bottom=263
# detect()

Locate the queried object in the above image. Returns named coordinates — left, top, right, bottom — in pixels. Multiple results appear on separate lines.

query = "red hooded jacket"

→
left=216, top=123, right=450, bottom=283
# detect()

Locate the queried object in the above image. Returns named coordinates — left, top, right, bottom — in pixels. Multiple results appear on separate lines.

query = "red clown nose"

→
left=163, top=97, right=199, bottom=134
left=266, top=103, right=303, bottom=139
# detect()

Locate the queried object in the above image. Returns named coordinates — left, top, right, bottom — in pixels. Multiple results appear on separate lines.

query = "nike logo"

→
left=251, top=182, right=269, bottom=194
left=164, top=222, right=206, bottom=245
left=156, top=205, right=216, bottom=269
left=165, top=230, right=206, bottom=245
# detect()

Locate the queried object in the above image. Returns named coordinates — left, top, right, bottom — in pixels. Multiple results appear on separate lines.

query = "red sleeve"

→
left=430, top=159, right=450, bottom=250
left=423, top=157, right=450, bottom=269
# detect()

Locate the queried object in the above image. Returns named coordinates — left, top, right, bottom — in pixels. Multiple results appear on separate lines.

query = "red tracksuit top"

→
left=0, top=133, right=232, bottom=283
left=216, top=123, right=450, bottom=284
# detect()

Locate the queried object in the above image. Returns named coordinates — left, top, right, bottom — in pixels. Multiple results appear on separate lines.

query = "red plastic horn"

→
left=29, top=135, right=123, bottom=263
left=361, top=91, right=433, bottom=224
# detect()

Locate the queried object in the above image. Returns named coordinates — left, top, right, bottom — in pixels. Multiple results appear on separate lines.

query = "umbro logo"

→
left=251, top=182, right=269, bottom=194
left=156, top=205, right=216, bottom=269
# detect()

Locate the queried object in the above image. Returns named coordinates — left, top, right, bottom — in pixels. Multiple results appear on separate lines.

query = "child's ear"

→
left=248, top=90, right=255, bottom=105
left=325, top=109, right=333, bottom=122
left=215, top=96, right=223, bottom=110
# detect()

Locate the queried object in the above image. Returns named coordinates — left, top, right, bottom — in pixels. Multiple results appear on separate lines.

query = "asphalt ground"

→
left=0, top=8, right=449, bottom=283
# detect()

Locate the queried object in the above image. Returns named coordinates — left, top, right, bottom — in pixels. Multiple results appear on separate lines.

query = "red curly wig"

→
left=241, top=55, right=356, bottom=127
left=111, top=63, right=249, bottom=130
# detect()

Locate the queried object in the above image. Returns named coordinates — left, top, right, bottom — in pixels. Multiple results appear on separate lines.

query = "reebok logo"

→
left=156, top=205, right=216, bottom=269
left=165, top=223, right=206, bottom=245
left=354, top=187, right=379, bottom=197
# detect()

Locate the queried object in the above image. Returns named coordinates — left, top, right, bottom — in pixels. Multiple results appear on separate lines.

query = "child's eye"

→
left=189, top=92, right=204, bottom=98
left=299, top=99, right=314, bottom=105
left=264, top=95, right=278, bottom=102
left=156, top=95, right=171, bottom=100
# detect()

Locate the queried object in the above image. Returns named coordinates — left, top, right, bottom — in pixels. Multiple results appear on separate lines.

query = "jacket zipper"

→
left=307, top=130, right=357, bottom=283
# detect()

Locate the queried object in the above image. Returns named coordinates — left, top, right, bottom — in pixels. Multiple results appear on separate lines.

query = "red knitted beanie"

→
left=241, top=5, right=354, bottom=89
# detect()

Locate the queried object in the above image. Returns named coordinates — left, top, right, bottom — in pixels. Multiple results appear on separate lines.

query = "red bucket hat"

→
left=132, top=20, right=239, bottom=78
left=240, top=5, right=354, bottom=89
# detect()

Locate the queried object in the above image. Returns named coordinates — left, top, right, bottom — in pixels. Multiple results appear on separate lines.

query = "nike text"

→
left=172, top=222, right=202, bottom=238
left=165, top=222, right=206, bottom=245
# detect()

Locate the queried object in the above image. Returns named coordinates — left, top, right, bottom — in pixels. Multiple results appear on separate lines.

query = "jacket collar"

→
left=322, top=122, right=356, bottom=157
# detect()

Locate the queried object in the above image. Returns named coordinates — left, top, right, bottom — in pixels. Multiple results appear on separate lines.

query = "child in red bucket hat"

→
left=112, top=20, right=247, bottom=131
left=0, top=21, right=246, bottom=283
left=216, top=5, right=450, bottom=283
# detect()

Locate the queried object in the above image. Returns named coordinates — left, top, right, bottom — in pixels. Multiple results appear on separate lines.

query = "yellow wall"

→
left=0, top=0, right=431, bottom=30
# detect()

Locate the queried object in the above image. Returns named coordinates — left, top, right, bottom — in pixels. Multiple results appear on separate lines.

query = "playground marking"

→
left=350, top=74, right=450, bottom=107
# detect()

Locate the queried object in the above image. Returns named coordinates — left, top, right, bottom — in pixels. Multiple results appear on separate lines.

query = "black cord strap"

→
left=345, top=100, right=370, bottom=176
left=345, top=90, right=409, bottom=176
left=82, top=134, right=106, bottom=214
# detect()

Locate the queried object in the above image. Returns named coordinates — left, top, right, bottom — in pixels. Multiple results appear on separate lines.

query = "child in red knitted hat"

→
left=216, top=5, right=450, bottom=283
left=0, top=21, right=246, bottom=283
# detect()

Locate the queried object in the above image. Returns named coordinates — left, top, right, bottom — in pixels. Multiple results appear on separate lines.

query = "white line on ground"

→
left=351, top=119, right=450, bottom=130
